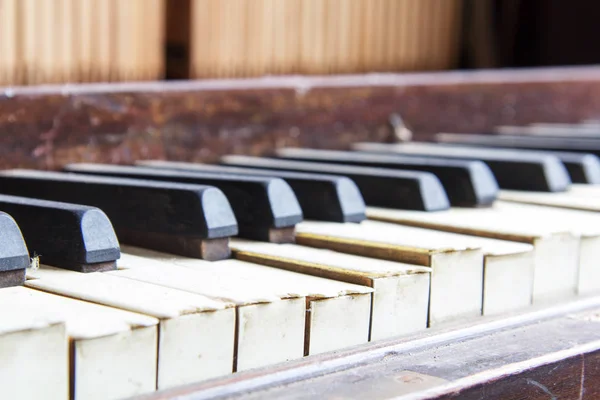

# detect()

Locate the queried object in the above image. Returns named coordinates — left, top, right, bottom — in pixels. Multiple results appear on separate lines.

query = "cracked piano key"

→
left=353, top=142, right=572, bottom=191
left=366, top=204, right=582, bottom=303
left=274, top=148, right=499, bottom=207
left=220, top=155, right=450, bottom=211
left=0, top=286, right=158, bottom=400
left=0, top=195, right=120, bottom=273
left=0, top=212, right=30, bottom=288
left=64, top=163, right=303, bottom=243
left=137, top=160, right=367, bottom=223
left=111, top=249, right=373, bottom=368
left=435, top=132, right=600, bottom=157
left=0, top=169, right=238, bottom=261
left=0, top=298, right=68, bottom=399
left=229, top=240, right=430, bottom=340
left=25, top=265, right=235, bottom=390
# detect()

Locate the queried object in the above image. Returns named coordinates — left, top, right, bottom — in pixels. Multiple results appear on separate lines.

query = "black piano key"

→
left=274, top=148, right=498, bottom=207
left=64, top=163, right=303, bottom=243
left=435, top=132, right=600, bottom=157
left=352, top=142, right=572, bottom=192
left=551, top=152, right=600, bottom=184
left=0, top=170, right=238, bottom=261
left=0, top=195, right=120, bottom=272
left=0, top=212, right=30, bottom=288
left=220, top=155, right=450, bottom=211
left=137, top=160, right=367, bottom=223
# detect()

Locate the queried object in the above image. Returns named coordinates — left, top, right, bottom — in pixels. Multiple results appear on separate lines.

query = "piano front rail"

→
left=135, top=295, right=600, bottom=400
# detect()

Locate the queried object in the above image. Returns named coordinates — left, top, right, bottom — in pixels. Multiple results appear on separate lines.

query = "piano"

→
left=2, top=66, right=600, bottom=400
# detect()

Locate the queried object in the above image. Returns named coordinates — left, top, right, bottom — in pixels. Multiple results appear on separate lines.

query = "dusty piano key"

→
left=274, top=148, right=499, bottom=206
left=230, top=240, right=431, bottom=340
left=435, top=132, right=600, bottom=156
left=112, top=249, right=372, bottom=368
left=0, top=195, right=120, bottom=272
left=137, top=160, right=367, bottom=223
left=366, top=205, right=580, bottom=303
left=294, top=221, right=534, bottom=319
left=221, top=155, right=450, bottom=211
left=353, top=142, right=571, bottom=192
left=0, top=212, right=29, bottom=287
left=0, top=286, right=158, bottom=400
left=64, top=163, right=302, bottom=243
left=0, top=170, right=238, bottom=260
left=0, top=298, right=68, bottom=399
left=25, top=265, right=235, bottom=389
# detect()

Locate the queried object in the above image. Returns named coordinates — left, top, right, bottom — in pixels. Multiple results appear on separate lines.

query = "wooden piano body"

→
left=3, top=66, right=600, bottom=399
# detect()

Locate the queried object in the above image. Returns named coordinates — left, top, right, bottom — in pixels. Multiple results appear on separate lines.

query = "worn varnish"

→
left=4, top=66, right=600, bottom=170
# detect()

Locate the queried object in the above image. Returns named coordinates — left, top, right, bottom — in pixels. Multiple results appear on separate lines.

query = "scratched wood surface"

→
left=132, top=296, right=600, bottom=400
left=3, top=66, right=600, bottom=170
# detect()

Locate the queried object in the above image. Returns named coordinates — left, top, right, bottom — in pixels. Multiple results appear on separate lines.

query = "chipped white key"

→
left=367, top=205, right=580, bottom=303
left=0, top=295, right=68, bottom=399
left=25, top=265, right=235, bottom=389
left=0, top=286, right=157, bottom=400
left=230, top=240, right=431, bottom=340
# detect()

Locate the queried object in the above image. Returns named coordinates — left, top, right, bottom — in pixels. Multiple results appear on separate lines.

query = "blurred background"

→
left=0, top=0, right=598, bottom=86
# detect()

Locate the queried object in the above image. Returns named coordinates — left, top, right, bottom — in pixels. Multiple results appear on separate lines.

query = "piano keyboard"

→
left=3, top=120, right=600, bottom=399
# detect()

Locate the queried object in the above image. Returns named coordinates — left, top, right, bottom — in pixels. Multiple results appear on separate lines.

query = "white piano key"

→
left=0, top=298, right=68, bottom=399
left=125, top=247, right=373, bottom=357
left=499, top=186, right=600, bottom=212
left=25, top=265, right=236, bottom=389
left=366, top=205, right=580, bottom=303
left=113, top=250, right=373, bottom=368
left=0, top=286, right=158, bottom=400
left=229, top=240, right=431, bottom=341
left=295, top=221, right=489, bottom=325
left=107, top=252, right=303, bottom=371
left=491, top=201, right=600, bottom=295
left=299, top=220, right=534, bottom=317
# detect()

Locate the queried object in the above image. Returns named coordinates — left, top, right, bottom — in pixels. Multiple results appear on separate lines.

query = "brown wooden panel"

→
left=3, top=66, right=600, bottom=170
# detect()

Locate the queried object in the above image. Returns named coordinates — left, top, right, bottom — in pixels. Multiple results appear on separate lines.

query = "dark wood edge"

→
left=267, top=227, right=296, bottom=244
left=0, top=268, right=26, bottom=288
left=408, top=342, right=600, bottom=399
left=4, top=65, right=600, bottom=95
left=129, top=295, right=600, bottom=400
left=76, top=261, right=117, bottom=273
left=4, top=66, right=600, bottom=170
left=117, top=230, right=231, bottom=261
